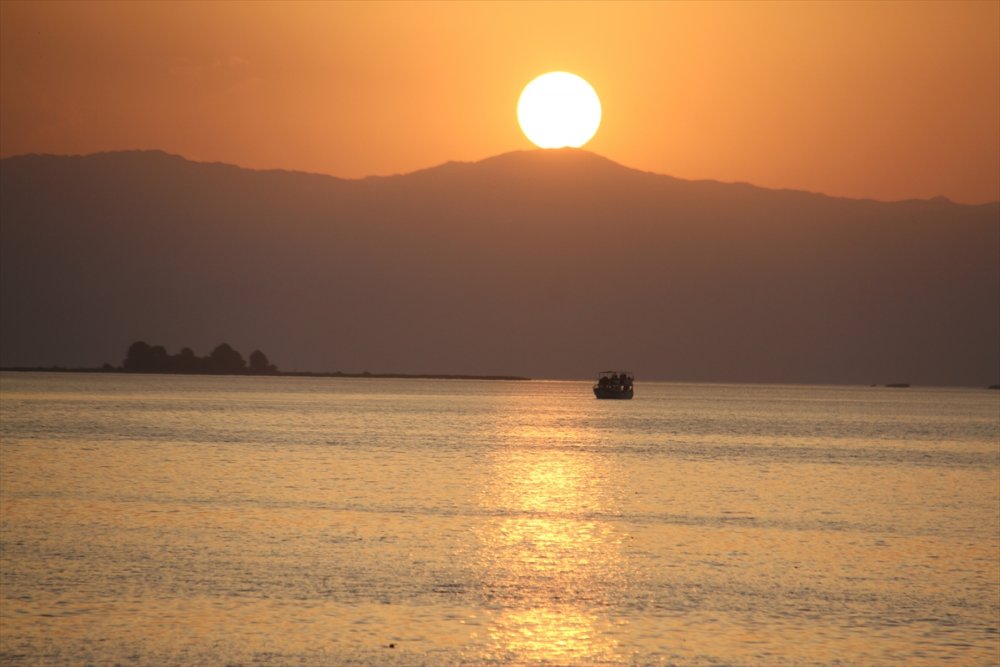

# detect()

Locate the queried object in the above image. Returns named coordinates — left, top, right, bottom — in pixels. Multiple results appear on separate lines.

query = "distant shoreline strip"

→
left=0, top=367, right=530, bottom=381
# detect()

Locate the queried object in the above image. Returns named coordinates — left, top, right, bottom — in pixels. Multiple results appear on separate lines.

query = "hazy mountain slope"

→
left=2, top=149, right=997, bottom=385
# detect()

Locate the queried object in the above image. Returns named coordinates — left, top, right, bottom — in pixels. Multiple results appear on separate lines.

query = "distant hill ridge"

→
left=7, top=148, right=981, bottom=203
left=2, top=149, right=997, bottom=385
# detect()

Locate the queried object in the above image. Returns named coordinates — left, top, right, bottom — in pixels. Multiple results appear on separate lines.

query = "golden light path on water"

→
left=474, top=411, right=627, bottom=663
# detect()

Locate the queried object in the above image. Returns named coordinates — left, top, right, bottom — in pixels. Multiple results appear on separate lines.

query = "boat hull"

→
left=594, top=386, right=633, bottom=399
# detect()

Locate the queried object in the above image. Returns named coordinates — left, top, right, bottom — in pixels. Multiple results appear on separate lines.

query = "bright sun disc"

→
left=517, top=72, right=601, bottom=149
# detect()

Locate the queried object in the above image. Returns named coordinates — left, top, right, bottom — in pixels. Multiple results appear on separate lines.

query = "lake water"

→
left=1, top=372, right=997, bottom=666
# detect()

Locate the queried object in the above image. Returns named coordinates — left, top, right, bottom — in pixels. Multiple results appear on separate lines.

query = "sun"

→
left=517, top=72, right=602, bottom=149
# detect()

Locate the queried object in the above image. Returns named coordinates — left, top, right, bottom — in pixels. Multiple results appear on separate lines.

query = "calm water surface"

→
left=1, top=373, right=998, bottom=665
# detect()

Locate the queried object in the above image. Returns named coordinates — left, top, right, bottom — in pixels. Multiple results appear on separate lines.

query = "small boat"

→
left=594, top=370, right=634, bottom=399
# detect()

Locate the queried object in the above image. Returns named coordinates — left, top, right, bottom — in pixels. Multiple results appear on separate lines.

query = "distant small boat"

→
left=594, top=370, right=633, bottom=399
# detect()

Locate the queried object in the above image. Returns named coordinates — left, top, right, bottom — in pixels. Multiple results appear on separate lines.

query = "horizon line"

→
left=3, top=366, right=998, bottom=390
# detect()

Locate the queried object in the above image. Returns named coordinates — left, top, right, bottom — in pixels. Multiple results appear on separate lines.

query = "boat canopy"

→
left=597, top=370, right=632, bottom=379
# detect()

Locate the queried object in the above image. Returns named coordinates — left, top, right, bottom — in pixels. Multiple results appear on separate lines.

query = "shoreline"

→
left=0, top=367, right=531, bottom=381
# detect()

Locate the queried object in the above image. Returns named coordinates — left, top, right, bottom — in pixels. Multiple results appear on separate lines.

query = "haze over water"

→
left=1, top=373, right=997, bottom=665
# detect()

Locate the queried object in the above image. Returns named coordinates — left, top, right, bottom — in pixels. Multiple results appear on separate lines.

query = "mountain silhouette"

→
left=1, top=149, right=997, bottom=385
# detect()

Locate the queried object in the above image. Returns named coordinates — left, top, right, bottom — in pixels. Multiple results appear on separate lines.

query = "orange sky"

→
left=1, top=0, right=998, bottom=203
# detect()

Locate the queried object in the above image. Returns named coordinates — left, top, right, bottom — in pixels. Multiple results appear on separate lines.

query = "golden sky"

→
left=2, top=0, right=998, bottom=203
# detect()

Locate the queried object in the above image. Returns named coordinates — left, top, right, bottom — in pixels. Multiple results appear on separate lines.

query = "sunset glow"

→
left=2, top=2, right=998, bottom=665
left=1, top=2, right=997, bottom=202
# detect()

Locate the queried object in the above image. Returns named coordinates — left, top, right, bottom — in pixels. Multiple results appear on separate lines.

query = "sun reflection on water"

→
left=475, top=419, right=628, bottom=664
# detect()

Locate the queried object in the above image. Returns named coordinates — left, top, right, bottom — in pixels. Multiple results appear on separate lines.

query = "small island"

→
left=1, top=341, right=529, bottom=381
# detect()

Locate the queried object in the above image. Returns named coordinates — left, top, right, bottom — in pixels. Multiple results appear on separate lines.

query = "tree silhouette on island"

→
left=121, top=341, right=277, bottom=375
